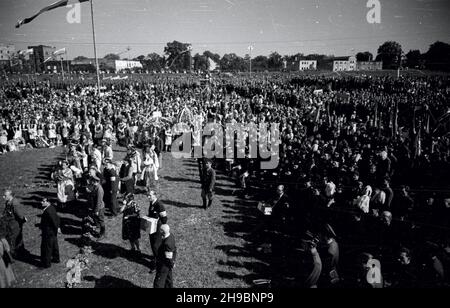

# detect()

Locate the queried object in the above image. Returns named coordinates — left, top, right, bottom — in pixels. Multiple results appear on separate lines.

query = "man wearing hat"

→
left=103, top=159, right=119, bottom=217
left=88, top=175, right=106, bottom=240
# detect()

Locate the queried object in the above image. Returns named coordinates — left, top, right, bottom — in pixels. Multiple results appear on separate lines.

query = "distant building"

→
left=0, top=44, right=16, bottom=70
left=356, top=61, right=383, bottom=71
left=333, top=56, right=357, bottom=71
left=299, top=60, right=317, bottom=71
left=285, top=57, right=317, bottom=71
left=28, top=45, right=56, bottom=73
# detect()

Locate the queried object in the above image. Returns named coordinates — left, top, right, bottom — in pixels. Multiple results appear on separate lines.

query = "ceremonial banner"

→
left=16, top=0, right=90, bottom=28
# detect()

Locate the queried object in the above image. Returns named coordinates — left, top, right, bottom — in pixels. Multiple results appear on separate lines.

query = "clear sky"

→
left=0, top=0, right=449, bottom=59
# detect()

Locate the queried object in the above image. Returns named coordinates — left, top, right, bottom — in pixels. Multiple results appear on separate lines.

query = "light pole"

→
left=248, top=45, right=254, bottom=77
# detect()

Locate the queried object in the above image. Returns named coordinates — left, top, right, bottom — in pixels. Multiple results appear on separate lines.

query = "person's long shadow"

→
left=163, top=176, right=200, bottom=184
left=83, top=275, right=141, bottom=288
left=160, top=199, right=203, bottom=209
left=65, top=237, right=153, bottom=269
left=14, top=251, right=42, bottom=268
left=60, top=217, right=82, bottom=236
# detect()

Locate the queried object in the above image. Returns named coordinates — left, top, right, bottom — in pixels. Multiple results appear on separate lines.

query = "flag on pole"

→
left=53, top=48, right=67, bottom=56
left=19, top=49, right=34, bottom=56
left=207, top=57, right=217, bottom=71
left=43, top=57, right=53, bottom=63
left=15, top=0, right=90, bottom=28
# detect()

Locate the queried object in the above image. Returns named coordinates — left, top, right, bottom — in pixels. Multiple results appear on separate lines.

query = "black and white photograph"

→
left=0, top=0, right=449, bottom=292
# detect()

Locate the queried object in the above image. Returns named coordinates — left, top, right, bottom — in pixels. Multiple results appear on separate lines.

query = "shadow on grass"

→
left=15, top=251, right=42, bottom=268
left=84, top=275, right=141, bottom=288
left=163, top=176, right=200, bottom=184
left=65, top=237, right=153, bottom=269
left=160, top=199, right=203, bottom=209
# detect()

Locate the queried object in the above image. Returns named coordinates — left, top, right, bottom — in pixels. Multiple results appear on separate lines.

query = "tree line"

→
left=74, top=40, right=450, bottom=73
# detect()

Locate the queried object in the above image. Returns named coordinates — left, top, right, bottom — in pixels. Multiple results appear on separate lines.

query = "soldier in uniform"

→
left=154, top=224, right=177, bottom=288
left=147, top=190, right=168, bottom=271
left=202, top=159, right=216, bottom=209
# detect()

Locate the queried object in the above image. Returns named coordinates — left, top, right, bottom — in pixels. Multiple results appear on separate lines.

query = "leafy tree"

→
left=73, top=56, right=88, bottom=61
left=142, top=53, right=164, bottom=71
left=103, top=53, right=120, bottom=61
left=268, top=52, right=283, bottom=71
left=203, top=51, right=221, bottom=64
left=425, top=41, right=450, bottom=71
left=220, top=53, right=246, bottom=71
left=376, top=41, right=402, bottom=69
left=135, top=55, right=146, bottom=61
left=193, top=53, right=208, bottom=71
left=405, top=50, right=423, bottom=69
left=252, top=55, right=269, bottom=71
left=164, top=40, right=192, bottom=71
left=356, top=51, right=374, bottom=62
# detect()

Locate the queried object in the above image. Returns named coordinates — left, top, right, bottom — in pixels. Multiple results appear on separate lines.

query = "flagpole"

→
left=61, top=56, right=65, bottom=80
left=90, top=0, right=101, bottom=96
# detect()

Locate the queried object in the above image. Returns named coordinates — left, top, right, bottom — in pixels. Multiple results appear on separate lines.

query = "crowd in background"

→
left=1, top=72, right=449, bottom=288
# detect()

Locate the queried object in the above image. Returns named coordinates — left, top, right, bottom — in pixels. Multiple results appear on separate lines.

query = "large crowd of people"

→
left=0, top=72, right=449, bottom=288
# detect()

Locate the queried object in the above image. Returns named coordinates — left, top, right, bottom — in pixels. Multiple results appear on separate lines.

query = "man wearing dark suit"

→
left=154, top=224, right=177, bottom=288
left=88, top=176, right=106, bottom=240
left=103, top=159, right=119, bottom=216
left=39, top=199, right=60, bottom=268
left=202, top=160, right=216, bottom=209
left=148, top=190, right=168, bottom=272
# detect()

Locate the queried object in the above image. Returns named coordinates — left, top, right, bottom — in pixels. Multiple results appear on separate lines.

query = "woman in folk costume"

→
left=354, top=185, right=372, bottom=214
left=27, top=120, right=37, bottom=148
left=60, top=119, right=70, bottom=146
left=101, top=139, right=114, bottom=161
left=0, top=130, right=7, bottom=153
left=141, top=145, right=159, bottom=192
left=91, top=144, right=103, bottom=171
left=120, top=194, right=141, bottom=254
left=93, top=119, right=104, bottom=144
left=164, top=124, right=173, bottom=152
left=0, top=220, right=16, bottom=288
left=102, top=120, right=114, bottom=142
left=47, top=121, right=57, bottom=145
left=66, top=143, right=84, bottom=179
left=127, top=145, right=142, bottom=184
left=52, top=160, right=76, bottom=209
left=116, top=122, right=129, bottom=147
left=119, top=157, right=135, bottom=196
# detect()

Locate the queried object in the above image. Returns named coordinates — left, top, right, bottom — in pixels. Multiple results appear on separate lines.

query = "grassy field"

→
left=0, top=147, right=274, bottom=288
